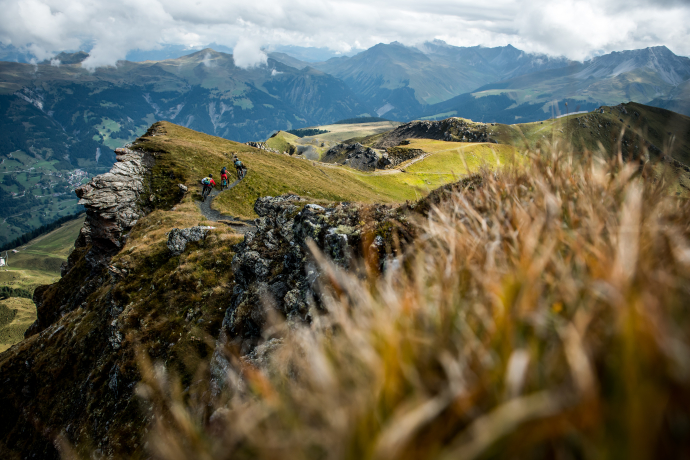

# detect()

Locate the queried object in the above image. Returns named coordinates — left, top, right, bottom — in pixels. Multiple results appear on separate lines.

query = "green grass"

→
left=11, top=216, right=84, bottom=270
left=0, top=215, right=84, bottom=300
left=0, top=215, right=83, bottom=351
left=408, top=141, right=518, bottom=172
left=0, top=297, right=36, bottom=353
left=265, top=131, right=300, bottom=153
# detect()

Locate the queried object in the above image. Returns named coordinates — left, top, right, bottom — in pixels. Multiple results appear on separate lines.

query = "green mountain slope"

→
left=650, top=79, right=690, bottom=116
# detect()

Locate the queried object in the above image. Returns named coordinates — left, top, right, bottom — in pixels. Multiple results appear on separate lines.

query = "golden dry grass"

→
left=131, top=141, right=690, bottom=460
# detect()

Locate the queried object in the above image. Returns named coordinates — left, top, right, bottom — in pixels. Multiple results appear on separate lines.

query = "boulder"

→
left=167, top=226, right=214, bottom=256
left=322, top=143, right=384, bottom=171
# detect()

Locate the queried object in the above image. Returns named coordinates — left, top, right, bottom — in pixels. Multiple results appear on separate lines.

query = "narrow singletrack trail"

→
left=196, top=177, right=256, bottom=234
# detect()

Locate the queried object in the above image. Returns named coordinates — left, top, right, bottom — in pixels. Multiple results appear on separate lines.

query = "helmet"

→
left=209, top=174, right=213, bottom=177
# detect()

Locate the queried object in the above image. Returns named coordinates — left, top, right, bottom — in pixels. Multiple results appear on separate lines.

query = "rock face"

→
left=74, top=147, right=155, bottom=268
left=211, top=194, right=415, bottom=381
left=373, top=118, right=497, bottom=148
left=322, top=143, right=390, bottom=171
left=167, top=226, right=214, bottom=255
left=28, top=147, right=154, bottom=337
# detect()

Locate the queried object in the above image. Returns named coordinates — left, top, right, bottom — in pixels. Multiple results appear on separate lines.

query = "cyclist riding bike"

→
left=201, top=174, right=216, bottom=201
left=220, top=166, right=229, bottom=190
left=234, top=157, right=246, bottom=180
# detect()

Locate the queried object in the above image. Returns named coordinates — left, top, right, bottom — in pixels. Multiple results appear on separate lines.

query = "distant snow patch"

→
left=271, top=69, right=283, bottom=76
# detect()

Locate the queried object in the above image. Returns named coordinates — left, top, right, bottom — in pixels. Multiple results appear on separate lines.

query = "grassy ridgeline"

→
left=139, top=145, right=690, bottom=459
left=143, top=122, right=514, bottom=220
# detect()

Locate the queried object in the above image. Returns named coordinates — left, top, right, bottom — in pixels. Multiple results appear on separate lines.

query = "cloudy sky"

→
left=0, top=0, right=688, bottom=69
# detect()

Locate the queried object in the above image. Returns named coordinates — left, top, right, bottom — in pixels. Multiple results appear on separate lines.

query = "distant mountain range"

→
left=269, top=41, right=690, bottom=123
left=424, top=45, right=690, bottom=123
left=1, top=40, right=690, bottom=242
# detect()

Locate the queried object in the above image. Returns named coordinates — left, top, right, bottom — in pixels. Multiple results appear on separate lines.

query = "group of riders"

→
left=201, top=154, right=246, bottom=201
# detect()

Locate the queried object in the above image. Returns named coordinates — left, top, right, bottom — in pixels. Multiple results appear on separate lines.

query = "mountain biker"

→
left=220, top=166, right=228, bottom=188
left=201, top=174, right=216, bottom=200
left=234, top=156, right=246, bottom=179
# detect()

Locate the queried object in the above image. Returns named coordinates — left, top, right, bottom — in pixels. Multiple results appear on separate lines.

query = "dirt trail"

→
left=196, top=178, right=256, bottom=234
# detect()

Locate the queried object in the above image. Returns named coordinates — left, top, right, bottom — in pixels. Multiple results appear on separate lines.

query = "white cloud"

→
left=201, top=51, right=215, bottom=67
left=50, top=58, right=60, bottom=66
left=0, top=0, right=688, bottom=69
left=233, top=37, right=267, bottom=68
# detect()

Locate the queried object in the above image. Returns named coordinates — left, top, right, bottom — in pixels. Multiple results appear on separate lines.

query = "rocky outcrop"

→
left=322, top=143, right=390, bottom=171
left=373, top=118, right=497, bottom=148
left=167, top=226, right=214, bottom=255
left=73, top=147, right=155, bottom=269
left=211, top=194, right=416, bottom=383
left=245, top=141, right=285, bottom=155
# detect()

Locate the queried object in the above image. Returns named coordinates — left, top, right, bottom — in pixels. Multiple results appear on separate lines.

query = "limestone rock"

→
left=73, top=147, right=155, bottom=268
left=167, top=226, right=214, bottom=255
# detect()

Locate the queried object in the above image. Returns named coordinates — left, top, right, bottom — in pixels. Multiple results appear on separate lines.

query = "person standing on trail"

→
left=201, top=174, right=216, bottom=201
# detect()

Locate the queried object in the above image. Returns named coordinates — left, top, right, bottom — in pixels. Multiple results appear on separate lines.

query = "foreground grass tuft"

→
left=132, top=143, right=690, bottom=459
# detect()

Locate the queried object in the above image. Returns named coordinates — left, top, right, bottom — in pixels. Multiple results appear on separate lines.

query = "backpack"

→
left=221, top=167, right=227, bottom=175
left=202, top=177, right=211, bottom=185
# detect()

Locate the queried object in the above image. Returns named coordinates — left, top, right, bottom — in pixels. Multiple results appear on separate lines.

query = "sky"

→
left=0, top=0, right=688, bottom=70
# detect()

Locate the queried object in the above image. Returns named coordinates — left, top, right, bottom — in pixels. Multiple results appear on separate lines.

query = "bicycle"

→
left=237, top=167, right=247, bottom=180
left=220, top=176, right=229, bottom=190
left=201, top=185, right=212, bottom=202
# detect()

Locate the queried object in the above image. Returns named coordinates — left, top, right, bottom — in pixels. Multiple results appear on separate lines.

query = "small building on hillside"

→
left=0, top=257, right=6, bottom=267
